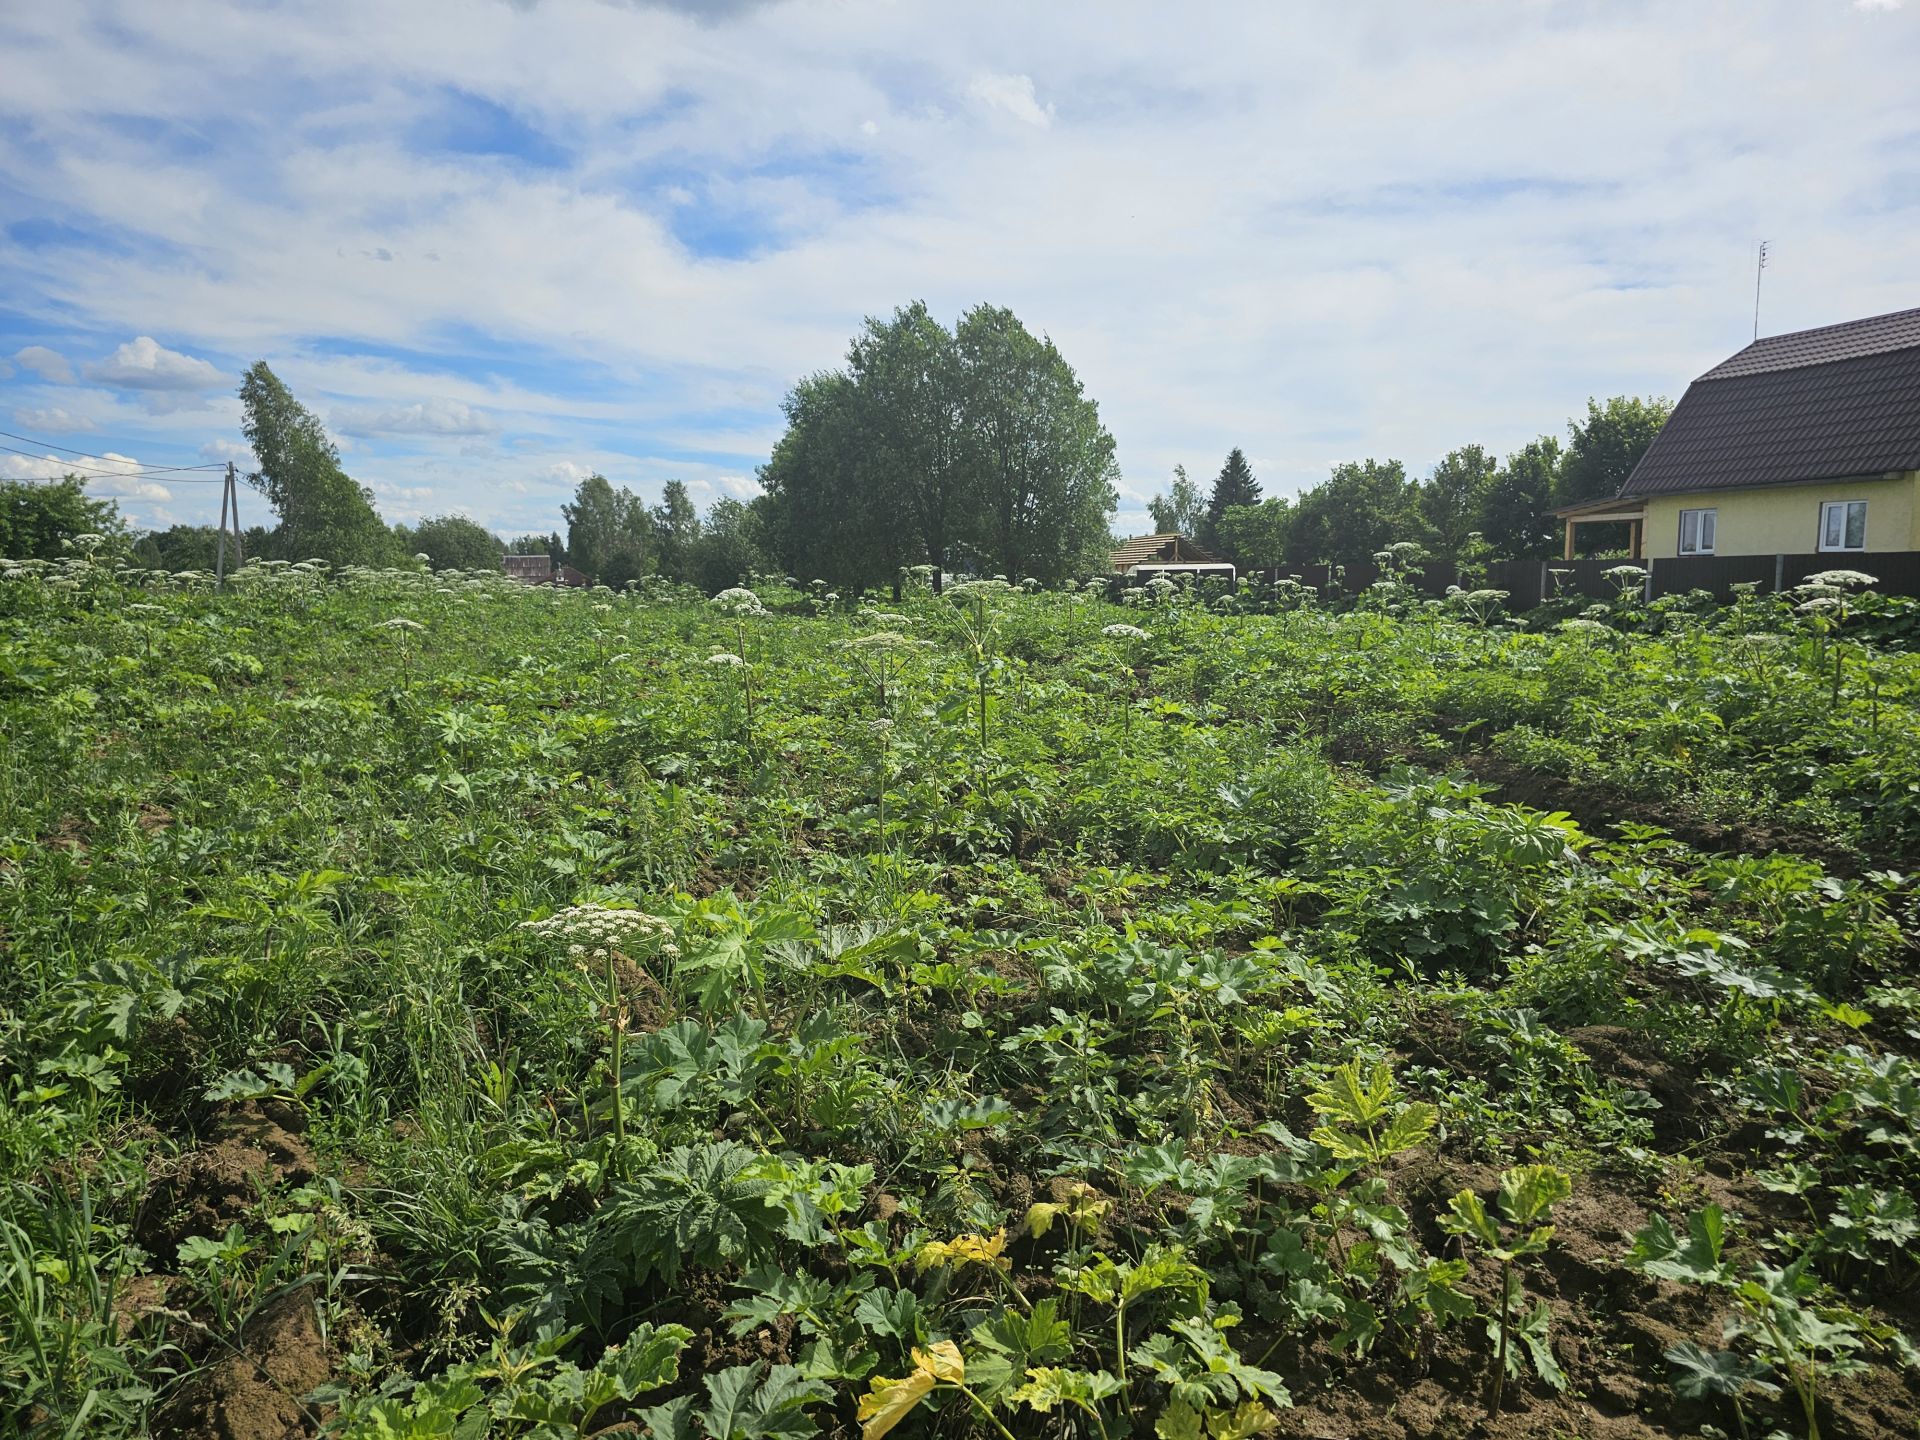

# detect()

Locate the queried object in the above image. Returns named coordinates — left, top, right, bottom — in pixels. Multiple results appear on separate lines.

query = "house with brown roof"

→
left=1559, top=307, right=1920, bottom=562
left=504, top=553, right=554, bottom=583
left=1110, top=533, right=1222, bottom=574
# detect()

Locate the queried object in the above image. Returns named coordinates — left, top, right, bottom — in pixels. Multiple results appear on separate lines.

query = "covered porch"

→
left=1550, top=495, right=1646, bottom=560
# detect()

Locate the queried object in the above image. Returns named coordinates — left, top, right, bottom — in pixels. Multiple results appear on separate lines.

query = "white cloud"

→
left=541, top=459, right=596, bottom=486
left=12, top=407, right=96, bottom=432
left=1854, top=0, right=1901, bottom=10
left=967, top=73, right=1052, bottom=128
left=199, top=438, right=259, bottom=468
left=84, top=336, right=222, bottom=392
left=334, top=398, right=498, bottom=437
left=0, top=449, right=169, bottom=500
left=0, top=0, right=1915, bottom=536
left=13, top=345, right=74, bottom=383
left=89, top=473, right=173, bottom=502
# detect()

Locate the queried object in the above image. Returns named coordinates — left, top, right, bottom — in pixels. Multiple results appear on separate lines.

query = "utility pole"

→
left=1753, top=240, right=1770, bottom=341
left=215, top=461, right=244, bottom=589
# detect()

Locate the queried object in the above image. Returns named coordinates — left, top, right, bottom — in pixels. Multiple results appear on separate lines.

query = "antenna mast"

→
left=1753, top=240, right=1770, bottom=341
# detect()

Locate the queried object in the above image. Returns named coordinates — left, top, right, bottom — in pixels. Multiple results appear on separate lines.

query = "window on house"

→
left=1678, top=508, right=1716, bottom=555
left=1819, top=499, right=1868, bottom=552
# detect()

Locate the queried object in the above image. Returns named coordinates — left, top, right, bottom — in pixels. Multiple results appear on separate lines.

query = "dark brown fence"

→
left=1231, top=551, right=1920, bottom=611
left=1647, top=554, right=1777, bottom=600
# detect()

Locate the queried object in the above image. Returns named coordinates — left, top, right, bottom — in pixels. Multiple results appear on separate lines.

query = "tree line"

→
left=1157, top=396, right=1671, bottom=571
left=93, top=362, right=773, bottom=589
left=6, top=343, right=1670, bottom=589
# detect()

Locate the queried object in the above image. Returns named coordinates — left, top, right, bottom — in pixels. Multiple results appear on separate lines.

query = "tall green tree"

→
left=562, top=473, right=651, bottom=585
left=1555, top=395, right=1672, bottom=507
left=238, top=362, right=399, bottom=566
left=1214, top=496, right=1291, bottom=567
left=1147, top=465, right=1206, bottom=536
left=651, top=480, right=701, bottom=584
left=410, top=514, right=504, bottom=571
left=757, top=371, right=896, bottom=593
left=1203, top=448, right=1261, bottom=548
left=954, top=304, right=1117, bottom=583
left=1419, top=445, right=1498, bottom=560
left=687, top=497, right=769, bottom=594
left=1477, top=437, right=1561, bottom=560
left=0, top=476, right=122, bottom=560
left=847, top=301, right=969, bottom=589
left=1286, top=459, right=1425, bottom=566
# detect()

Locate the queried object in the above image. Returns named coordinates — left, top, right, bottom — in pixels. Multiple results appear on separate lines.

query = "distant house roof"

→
left=1622, top=305, right=1920, bottom=499
left=1110, top=533, right=1218, bottom=572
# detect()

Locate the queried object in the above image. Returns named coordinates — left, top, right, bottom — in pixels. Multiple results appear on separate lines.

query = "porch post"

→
left=1563, top=519, right=1575, bottom=561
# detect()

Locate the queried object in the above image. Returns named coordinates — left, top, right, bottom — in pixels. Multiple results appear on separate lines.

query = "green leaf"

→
left=1496, top=1165, right=1571, bottom=1227
left=854, top=1286, right=921, bottom=1343
left=1440, top=1190, right=1499, bottom=1249
left=1624, top=1207, right=1729, bottom=1285
left=636, top=1394, right=700, bottom=1440
left=1306, top=1060, right=1394, bottom=1129
left=1664, top=1342, right=1778, bottom=1401
left=1010, top=1366, right=1121, bottom=1415
left=597, top=1323, right=692, bottom=1399
left=1510, top=1301, right=1566, bottom=1390
left=1154, top=1399, right=1203, bottom=1440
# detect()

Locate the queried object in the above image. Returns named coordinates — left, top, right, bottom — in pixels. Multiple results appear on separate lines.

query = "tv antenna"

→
left=1752, top=240, right=1770, bottom=341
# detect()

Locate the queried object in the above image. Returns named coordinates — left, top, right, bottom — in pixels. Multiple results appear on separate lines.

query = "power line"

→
left=0, top=427, right=228, bottom=467
left=0, top=443, right=227, bottom=481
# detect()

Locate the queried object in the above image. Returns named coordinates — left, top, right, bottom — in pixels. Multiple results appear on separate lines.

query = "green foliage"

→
left=1555, top=394, right=1672, bottom=509
left=594, top=1142, right=785, bottom=1285
left=1286, top=458, right=1424, bottom=566
left=1442, top=1165, right=1572, bottom=1413
left=407, top=514, right=505, bottom=572
left=1304, top=1060, right=1435, bottom=1167
left=240, top=361, right=400, bottom=566
left=1148, top=465, right=1206, bottom=538
left=562, top=473, right=652, bottom=586
left=5, top=561, right=1920, bottom=1440
left=1202, top=448, right=1260, bottom=551
left=0, top=475, right=123, bottom=561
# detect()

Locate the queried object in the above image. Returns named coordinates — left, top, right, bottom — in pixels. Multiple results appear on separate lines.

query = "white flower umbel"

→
left=1802, top=570, right=1877, bottom=591
left=711, top=586, right=767, bottom=618
left=1101, top=623, right=1151, bottom=640
left=705, top=651, right=746, bottom=666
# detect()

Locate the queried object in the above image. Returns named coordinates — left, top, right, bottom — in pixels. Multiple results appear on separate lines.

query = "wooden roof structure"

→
left=1110, top=533, right=1219, bottom=573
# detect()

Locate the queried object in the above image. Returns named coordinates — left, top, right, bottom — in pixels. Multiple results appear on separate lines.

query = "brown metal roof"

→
left=1699, top=306, right=1920, bottom=380
left=1622, top=307, right=1920, bottom=499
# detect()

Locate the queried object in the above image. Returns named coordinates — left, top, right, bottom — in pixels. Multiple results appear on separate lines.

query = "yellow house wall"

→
left=1642, top=473, right=1920, bottom=559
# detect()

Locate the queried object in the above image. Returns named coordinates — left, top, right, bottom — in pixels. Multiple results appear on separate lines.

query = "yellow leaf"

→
left=915, top=1340, right=966, bottom=1384
left=915, top=1227, right=1009, bottom=1272
left=857, top=1370, right=936, bottom=1440
left=855, top=1342, right=965, bottom=1440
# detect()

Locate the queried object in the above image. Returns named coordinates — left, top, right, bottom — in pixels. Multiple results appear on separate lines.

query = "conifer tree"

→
left=1203, top=447, right=1261, bottom=548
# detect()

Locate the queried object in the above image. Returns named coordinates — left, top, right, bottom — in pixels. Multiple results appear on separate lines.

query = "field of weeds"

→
left=4, top=558, right=1919, bottom=1440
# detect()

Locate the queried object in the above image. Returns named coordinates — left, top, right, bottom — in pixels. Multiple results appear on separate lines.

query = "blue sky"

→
left=0, top=0, right=1916, bottom=538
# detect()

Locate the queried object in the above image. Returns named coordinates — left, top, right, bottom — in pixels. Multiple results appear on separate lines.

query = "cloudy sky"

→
left=1, top=0, right=1915, bottom=538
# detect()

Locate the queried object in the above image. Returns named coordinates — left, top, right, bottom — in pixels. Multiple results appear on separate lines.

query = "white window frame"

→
left=1817, top=499, right=1868, bottom=553
left=1677, top=507, right=1717, bottom=556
